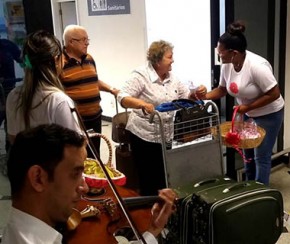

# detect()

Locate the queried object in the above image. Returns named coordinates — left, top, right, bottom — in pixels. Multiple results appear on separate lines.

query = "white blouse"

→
left=118, top=62, right=190, bottom=143
left=7, top=86, right=81, bottom=136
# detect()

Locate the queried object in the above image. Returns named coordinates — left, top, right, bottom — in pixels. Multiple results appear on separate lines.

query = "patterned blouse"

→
left=117, top=62, right=189, bottom=143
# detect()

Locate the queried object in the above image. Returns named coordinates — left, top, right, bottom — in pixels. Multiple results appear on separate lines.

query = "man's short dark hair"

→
left=7, top=124, right=85, bottom=195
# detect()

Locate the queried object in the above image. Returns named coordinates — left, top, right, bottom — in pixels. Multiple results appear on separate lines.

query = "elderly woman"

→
left=117, top=40, right=193, bottom=195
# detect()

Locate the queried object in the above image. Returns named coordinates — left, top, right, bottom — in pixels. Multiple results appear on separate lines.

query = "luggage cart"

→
left=150, top=101, right=224, bottom=189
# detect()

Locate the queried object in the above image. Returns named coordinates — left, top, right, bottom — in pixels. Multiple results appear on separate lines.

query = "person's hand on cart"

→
left=139, top=101, right=155, bottom=115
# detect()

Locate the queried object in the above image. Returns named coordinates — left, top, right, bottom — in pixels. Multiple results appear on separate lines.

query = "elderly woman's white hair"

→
left=63, top=25, right=86, bottom=46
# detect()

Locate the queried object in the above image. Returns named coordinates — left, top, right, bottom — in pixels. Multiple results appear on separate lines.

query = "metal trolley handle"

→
left=149, top=111, right=169, bottom=187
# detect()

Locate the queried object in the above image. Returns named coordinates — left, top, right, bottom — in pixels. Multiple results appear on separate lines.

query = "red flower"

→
left=230, top=82, right=239, bottom=94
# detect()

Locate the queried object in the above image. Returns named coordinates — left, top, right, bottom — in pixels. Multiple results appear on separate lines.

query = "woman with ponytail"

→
left=6, top=30, right=80, bottom=144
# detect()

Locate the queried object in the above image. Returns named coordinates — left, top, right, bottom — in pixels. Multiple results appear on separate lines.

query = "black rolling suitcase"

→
left=187, top=181, right=284, bottom=244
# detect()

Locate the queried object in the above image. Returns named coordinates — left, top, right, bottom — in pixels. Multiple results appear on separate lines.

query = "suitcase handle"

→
left=222, top=182, right=251, bottom=193
left=194, top=177, right=231, bottom=188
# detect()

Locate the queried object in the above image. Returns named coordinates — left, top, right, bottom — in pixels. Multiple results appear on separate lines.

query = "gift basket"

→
left=220, top=106, right=266, bottom=149
left=83, top=133, right=126, bottom=188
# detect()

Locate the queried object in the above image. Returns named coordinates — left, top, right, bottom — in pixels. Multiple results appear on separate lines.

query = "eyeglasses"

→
left=71, top=37, right=90, bottom=43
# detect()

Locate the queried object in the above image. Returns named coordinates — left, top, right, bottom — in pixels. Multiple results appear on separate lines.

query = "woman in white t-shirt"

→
left=6, top=30, right=81, bottom=144
left=196, top=21, right=284, bottom=185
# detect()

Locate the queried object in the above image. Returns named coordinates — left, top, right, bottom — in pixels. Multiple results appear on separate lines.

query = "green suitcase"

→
left=165, top=177, right=235, bottom=243
left=191, top=181, right=283, bottom=244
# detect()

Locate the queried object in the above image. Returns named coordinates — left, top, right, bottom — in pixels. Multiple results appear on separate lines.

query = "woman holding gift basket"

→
left=196, top=21, right=284, bottom=185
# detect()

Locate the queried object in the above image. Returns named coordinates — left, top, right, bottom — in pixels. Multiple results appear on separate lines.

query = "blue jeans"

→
left=243, top=108, right=284, bottom=185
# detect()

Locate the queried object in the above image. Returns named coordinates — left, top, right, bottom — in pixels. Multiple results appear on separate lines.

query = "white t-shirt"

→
left=220, top=50, right=284, bottom=117
left=2, top=207, right=63, bottom=244
left=6, top=86, right=81, bottom=136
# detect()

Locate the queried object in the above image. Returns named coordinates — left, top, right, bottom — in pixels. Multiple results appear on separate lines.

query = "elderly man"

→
left=60, top=25, right=118, bottom=156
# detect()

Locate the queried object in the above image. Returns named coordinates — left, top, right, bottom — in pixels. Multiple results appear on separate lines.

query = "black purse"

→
left=173, top=99, right=212, bottom=143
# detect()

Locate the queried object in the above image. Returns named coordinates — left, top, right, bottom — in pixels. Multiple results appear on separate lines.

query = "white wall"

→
left=145, top=0, right=211, bottom=90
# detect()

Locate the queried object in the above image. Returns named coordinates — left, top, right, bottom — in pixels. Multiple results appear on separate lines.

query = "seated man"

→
left=2, top=124, right=176, bottom=244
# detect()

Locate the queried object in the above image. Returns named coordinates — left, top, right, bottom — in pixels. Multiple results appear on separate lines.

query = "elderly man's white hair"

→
left=63, top=25, right=86, bottom=46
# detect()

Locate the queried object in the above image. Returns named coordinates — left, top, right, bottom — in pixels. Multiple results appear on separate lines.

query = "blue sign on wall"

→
left=87, top=0, right=130, bottom=16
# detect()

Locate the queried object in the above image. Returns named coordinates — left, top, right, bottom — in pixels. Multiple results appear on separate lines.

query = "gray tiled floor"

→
left=1, top=122, right=290, bottom=242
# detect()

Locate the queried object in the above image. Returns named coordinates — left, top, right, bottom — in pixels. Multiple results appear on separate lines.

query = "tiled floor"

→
left=1, top=122, right=290, bottom=242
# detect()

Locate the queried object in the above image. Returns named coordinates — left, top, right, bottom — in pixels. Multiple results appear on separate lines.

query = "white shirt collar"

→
left=2, top=207, right=63, bottom=244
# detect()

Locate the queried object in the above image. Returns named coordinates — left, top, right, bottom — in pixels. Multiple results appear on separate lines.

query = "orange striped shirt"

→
left=60, top=52, right=102, bottom=119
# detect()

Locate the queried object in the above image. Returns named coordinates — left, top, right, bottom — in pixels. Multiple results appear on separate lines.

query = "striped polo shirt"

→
left=60, top=51, right=102, bottom=120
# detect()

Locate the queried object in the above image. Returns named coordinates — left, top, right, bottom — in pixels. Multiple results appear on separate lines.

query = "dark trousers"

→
left=129, top=132, right=166, bottom=196
left=82, top=115, right=102, bottom=158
